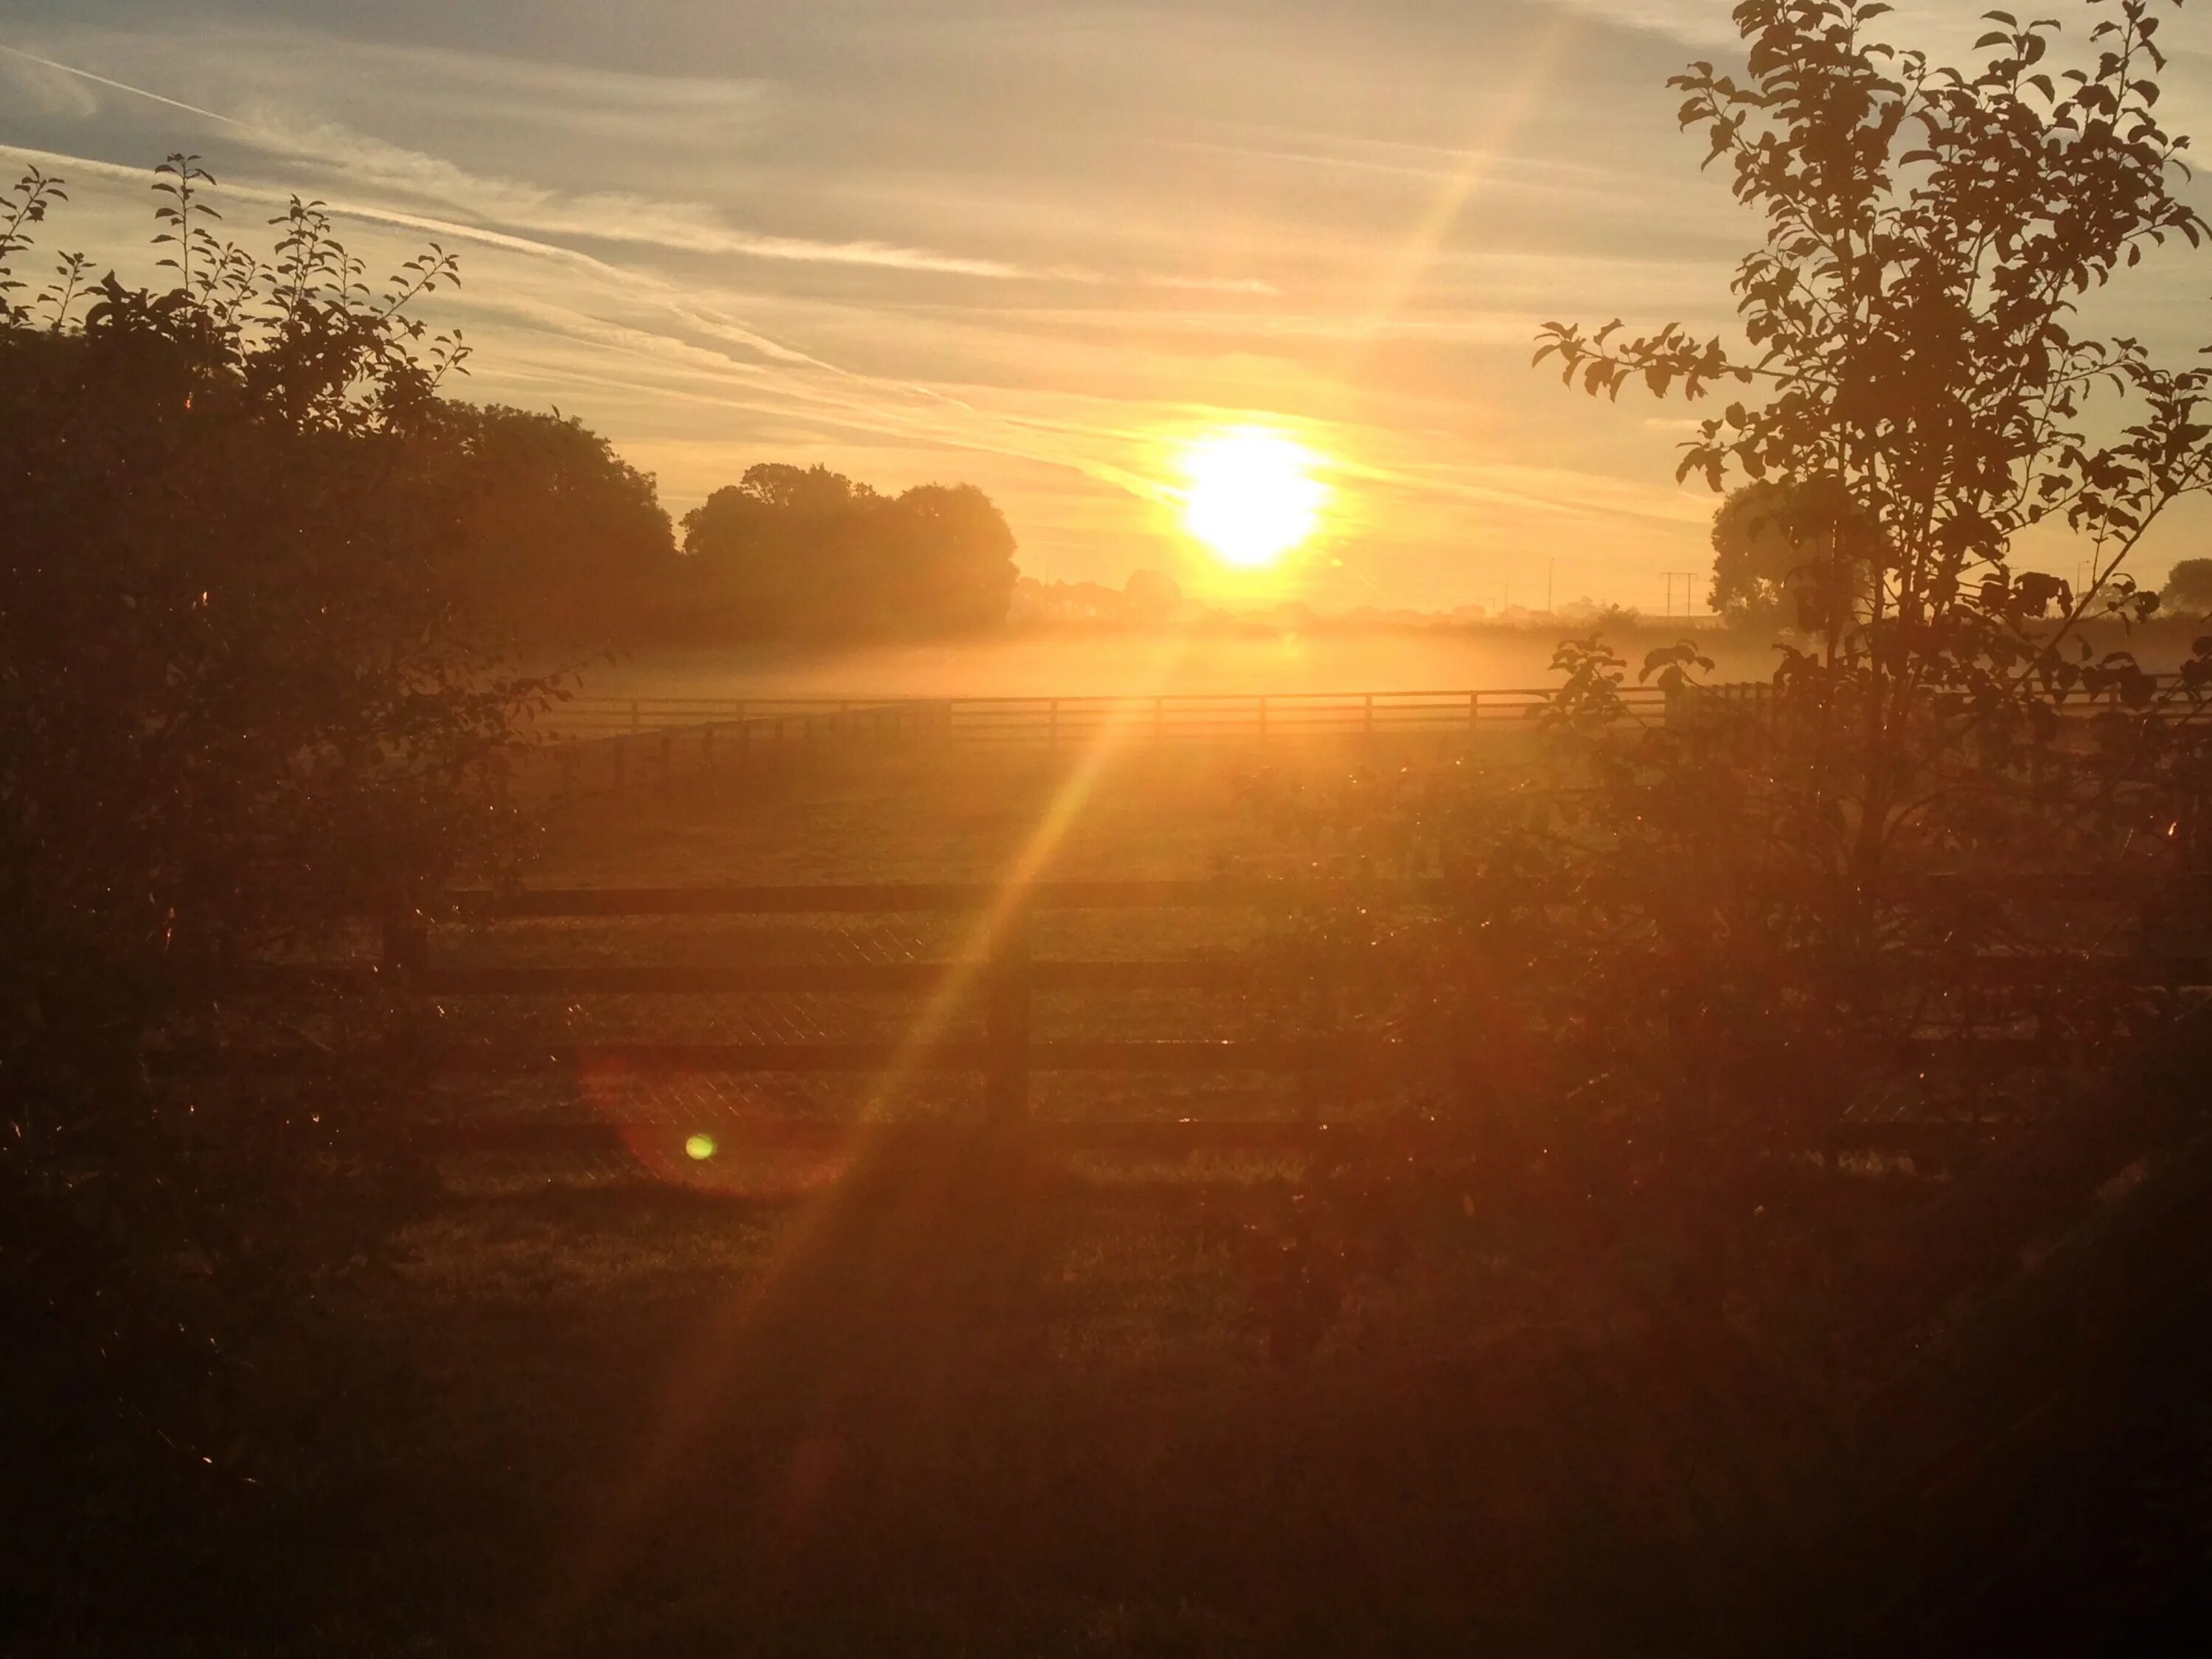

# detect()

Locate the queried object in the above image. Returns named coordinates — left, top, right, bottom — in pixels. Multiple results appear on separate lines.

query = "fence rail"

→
left=534, top=686, right=1691, bottom=742
left=187, top=874, right=2212, bottom=1164
left=509, top=685, right=1772, bottom=805
left=513, top=677, right=2200, bottom=807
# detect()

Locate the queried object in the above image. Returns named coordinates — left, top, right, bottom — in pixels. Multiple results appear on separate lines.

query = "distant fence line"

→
left=538, top=686, right=1683, bottom=740
left=513, top=685, right=1739, bottom=801
left=507, top=676, right=2198, bottom=804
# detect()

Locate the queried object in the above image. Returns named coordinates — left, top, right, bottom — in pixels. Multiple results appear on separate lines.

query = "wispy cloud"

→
left=9, top=0, right=2201, bottom=606
left=1, top=35, right=1281, bottom=291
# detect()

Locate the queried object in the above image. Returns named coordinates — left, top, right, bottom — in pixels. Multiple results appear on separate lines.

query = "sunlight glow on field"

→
left=1178, top=428, right=1330, bottom=570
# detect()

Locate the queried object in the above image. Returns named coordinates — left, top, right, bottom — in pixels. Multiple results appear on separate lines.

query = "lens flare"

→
left=1178, top=428, right=1329, bottom=569
left=684, top=1133, right=718, bottom=1161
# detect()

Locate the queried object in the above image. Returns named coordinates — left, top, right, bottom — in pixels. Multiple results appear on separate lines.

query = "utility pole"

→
left=1662, top=571, right=1698, bottom=621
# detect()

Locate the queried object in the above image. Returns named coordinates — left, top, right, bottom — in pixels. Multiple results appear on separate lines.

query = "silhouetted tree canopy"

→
left=1, top=157, right=556, bottom=1582
left=1538, top=0, right=2212, bottom=882
left=681, top=462, right=1018, bottom=637
left=438, top=403, right=678, bottom=648
left=1708, top=481, right=1806, bottom=625
left=2164, top=556, right=2212, bottom=613
left=1708, top=477, right=1874, bottom=631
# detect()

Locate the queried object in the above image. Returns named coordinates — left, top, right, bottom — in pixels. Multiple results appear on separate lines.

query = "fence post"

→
left=1363, top=692, right=1375, bottom=743
left=615, top=738, right=627, bottom=792
left=1468, top=690, right=1481, bottom=732
left=1258, top=694, right=1268, bottom=744
left=630, top=699, right=641, bottom=736
left=985, top=909, right=1032, bottom=1123
left=658, top=728, right=673, bottom=793
left=1048, top=699, right=1060, bottom=754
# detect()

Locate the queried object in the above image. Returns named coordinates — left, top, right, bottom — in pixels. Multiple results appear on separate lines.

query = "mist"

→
left=559, top=625, right=1804, bottom=702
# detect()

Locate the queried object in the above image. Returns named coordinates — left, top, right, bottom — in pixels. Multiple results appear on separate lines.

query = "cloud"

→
left=1544, top=0, right=1740, bottom=46
left=15, top=0, right=2199, bottom=608
left=0, top=47, right=102, bottom=119
left=0, top=46, right=1060, bottom=279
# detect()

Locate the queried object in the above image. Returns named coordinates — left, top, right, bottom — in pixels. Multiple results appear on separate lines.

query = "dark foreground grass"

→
left=30, top=744, right=2205, bottom=1656
left=88, top=744, right=1844, bottom=1655
left=44, top=1136, right=1899, bottom=1659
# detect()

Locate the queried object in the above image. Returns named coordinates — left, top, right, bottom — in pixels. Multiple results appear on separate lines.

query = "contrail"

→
left=0, top=41, right=248, bottom=132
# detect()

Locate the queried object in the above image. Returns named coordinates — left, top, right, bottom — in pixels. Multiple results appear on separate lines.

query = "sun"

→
left=1177, top=428, right=1329, bottom=569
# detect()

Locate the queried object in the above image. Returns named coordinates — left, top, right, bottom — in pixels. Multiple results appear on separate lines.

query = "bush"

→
left=1248, top=0, right=2212, bottom=1357
left=0, top=157, right=552, bottom=1640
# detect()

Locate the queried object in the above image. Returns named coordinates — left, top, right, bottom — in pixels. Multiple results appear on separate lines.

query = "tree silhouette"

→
left=681, top=462, right=1018, bottom=637
left=2164, top=555, right=2212, bottom=613
left=1537, top=0, right=2212, bottom=885
left=440, top=402, right=678, bottom=648
left=1708, top=480, right=1811, bottom=625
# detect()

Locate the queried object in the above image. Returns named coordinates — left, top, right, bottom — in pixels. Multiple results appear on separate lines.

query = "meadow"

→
left=52, top=730, right=2194, bottom=1659
left=537, top=625, right=1792, bottom=706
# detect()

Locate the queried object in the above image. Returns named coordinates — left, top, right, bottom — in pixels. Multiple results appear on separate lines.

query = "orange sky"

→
left=6, top=1, right=2212, bottom=611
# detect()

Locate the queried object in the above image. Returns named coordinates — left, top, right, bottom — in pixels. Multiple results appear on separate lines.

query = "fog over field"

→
left=562, top=626, right=1802, bottom=702
left=558, top=618, right=2210, bottom=703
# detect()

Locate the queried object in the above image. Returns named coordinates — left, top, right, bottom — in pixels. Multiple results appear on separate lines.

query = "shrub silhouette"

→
left=0, top=156, right=557, bottom=1635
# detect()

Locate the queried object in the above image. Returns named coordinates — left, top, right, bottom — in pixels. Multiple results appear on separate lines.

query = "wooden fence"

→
left=538, top=686, right=1707, bottom=744
left=515, top=676, right=2202, bottom=806
left=192, top=874, right=2212, bottom=1164
left=512, top=685, right=1754, bottom=804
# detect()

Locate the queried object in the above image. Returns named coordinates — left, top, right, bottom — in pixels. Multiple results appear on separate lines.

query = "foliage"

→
left=0, top=156, right=544, bottom=1032
left=1229, top=0, right=2212, bottom=1368
left=438, top=401, right=679, bottom=649
left=1514, top=0, right=2212, bottom=1265
left=681, top=462, right=1020, bottom=637
left=0, top=156, right=550, bottom=1637
left=2166, top=554, right=2212, bottom=612
left=1532, top=0, right=2212, bottom=885
left=1707, top=477, right=1845, bottom=625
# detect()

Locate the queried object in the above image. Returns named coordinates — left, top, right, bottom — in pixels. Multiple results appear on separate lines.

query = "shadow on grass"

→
left=452, top=1130, right=1816, bottom=1659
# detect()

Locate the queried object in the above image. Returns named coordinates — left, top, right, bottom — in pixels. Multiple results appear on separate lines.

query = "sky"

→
left=4, top=0, right=2211, bottom=613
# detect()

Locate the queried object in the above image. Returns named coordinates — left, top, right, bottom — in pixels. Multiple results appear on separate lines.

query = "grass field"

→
left=40, top=736, right=2069, bottom=1658
left=538, top=617, right=2212, bottom=709
left=528, top=737, right=1343, bottom=886
left=165, top=1135, right=1876, bottom=1659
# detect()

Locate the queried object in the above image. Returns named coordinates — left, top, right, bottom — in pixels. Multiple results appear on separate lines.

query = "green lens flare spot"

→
left=684, top=1133, right=718, bottom=1162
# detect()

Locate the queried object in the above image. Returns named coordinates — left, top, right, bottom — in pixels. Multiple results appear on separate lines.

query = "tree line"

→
left=445, top=414, right=1019, bottom=648
left=1708, top=477, right=2212, bottom=628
